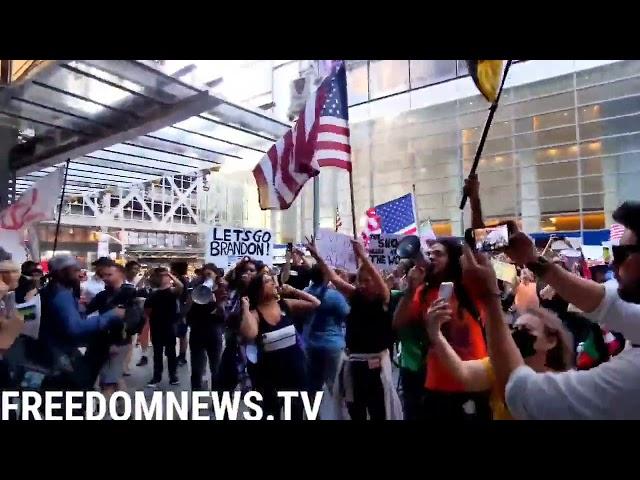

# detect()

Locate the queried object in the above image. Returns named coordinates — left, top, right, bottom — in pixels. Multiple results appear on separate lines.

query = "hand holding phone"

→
left=438, top=281, right=454, bottom=301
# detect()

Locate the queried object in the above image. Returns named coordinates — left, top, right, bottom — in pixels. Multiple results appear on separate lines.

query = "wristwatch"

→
left=526, top=255, right=552, bottom=277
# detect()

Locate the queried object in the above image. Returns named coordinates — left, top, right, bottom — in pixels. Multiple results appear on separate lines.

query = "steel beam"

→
left=14, top=90, right=222, bottom=176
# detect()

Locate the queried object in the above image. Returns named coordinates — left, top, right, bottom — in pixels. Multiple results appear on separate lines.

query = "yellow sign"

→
left=492, top=259, right=517, bottom=284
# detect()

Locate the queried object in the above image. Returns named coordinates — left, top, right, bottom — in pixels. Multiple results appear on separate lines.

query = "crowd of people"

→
left=0, top=174, right=639, bottom=420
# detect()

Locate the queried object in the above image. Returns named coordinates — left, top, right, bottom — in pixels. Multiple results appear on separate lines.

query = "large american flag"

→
left=361, top=193, right=418, bottom=243
left=253, top=61, right=351, bottom=210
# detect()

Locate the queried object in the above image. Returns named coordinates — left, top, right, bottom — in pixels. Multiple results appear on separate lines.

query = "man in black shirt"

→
left=145, top=267, right=184, bottom=387
left=188, top=264, right=227, bottom=390
left=85, top=262, right=140, bottom=395
left=171, top=262, right=190, bottom=367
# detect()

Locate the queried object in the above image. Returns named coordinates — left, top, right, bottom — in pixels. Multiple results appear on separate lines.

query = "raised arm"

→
left=425, top=298, right=492, bottom=391
left=305, top=236, right=355, bottom=298
left=239, top=296, right=258, bottom=340
left=168, top=272, right=184, bottom=297
left=280, top=248, right=293, bottom=285
left=393, top=266, right=425, bottom=330
left=351, top=239, right=390, bottom=306
left=53, top=289, right=123, bottom=338
left=465, top=173, right=485, bottom=229
left=461, top=245, right=524, bottom=390
left=506, top=231, right=605, bottom=313
left=281, top=284, right=321, bottom=315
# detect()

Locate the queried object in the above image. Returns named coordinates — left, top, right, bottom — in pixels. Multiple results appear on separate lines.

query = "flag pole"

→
left=411, top=183, right=420, bottom=233
left=52, top=159, right=70, bottom=256
left=348, top=170, right=357, bottom=239
left=313, top=176, right=320, bottom=238
left=459, top=60, right=513, bottom=210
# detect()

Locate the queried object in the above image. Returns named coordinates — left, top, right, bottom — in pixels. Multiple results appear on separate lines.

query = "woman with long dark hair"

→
left=394, top=237, right=490, bottom=420
left=217, top=257, right=262, bottom=392
left=240, top=272, right=319, bottom=419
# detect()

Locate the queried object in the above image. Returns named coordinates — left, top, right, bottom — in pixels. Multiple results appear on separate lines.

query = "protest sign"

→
left=581, top=245, right=605, bottom=261
left=367, top=233, right=401, bottom=272
left=205, top=226, right=274, bottom=269
left=491, top=259, right=517, bottom=284
left=315, top=229, right=357, bottom=272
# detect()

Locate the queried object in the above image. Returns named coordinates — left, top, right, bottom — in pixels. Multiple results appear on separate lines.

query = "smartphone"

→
left=438, top=281, right=454, bottom=300
left=465, top=224, right=510, bottom=252
left=286, top=242, right=294, bottom=253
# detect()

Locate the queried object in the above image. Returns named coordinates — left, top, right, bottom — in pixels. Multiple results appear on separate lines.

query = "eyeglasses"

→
left=612, top=244, right=640, bottom=266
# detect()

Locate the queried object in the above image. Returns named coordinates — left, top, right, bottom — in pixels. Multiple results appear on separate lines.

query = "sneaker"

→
left=136, top=356, right=148, bottom=367
left=170, top=378, right=180, bottom=386
left=177, top=357, right=187, bottom=367
left=147, top=377, right=161, bottom=388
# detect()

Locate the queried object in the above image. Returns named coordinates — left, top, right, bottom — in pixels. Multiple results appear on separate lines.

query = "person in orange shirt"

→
left=394, top=238, right=490, bottom=420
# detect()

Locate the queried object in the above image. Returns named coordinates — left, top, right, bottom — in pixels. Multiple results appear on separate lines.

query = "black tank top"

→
left=256, top=300, right=299, bottom=354
left=346, top=290, right=392, bottom=354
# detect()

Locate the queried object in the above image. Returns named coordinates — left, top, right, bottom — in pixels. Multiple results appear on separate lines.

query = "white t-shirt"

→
left=506, top=279, right=640, bottom=420
left=82, top=275, right=105, bottom=303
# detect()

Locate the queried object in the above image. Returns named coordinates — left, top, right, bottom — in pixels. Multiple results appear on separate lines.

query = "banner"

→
left=0, top=169, right=63, bottom=231
left=367, top=233, right=400, bottom=272
left=205, top=226, right=274, bottom=269
left=315, top=229, right=357, bottom=273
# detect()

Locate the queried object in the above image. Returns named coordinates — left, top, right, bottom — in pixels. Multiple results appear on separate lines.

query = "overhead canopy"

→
left=0, top=60, right=289, bottom=196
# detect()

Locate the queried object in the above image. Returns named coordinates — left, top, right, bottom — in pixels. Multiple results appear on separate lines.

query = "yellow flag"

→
left=467, top=60, right=504, bottom=103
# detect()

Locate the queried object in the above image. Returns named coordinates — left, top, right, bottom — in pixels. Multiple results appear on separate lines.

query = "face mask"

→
left=511, top=328, right=537, bottom=358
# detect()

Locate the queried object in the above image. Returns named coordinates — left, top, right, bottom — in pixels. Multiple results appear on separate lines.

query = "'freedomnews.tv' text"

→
left=0, top=391, right=323, bottom=421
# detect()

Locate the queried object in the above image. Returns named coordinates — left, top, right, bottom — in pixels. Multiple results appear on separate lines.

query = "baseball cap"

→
left=92, top=256, right=115, bottom=268
left=49, top=255, right=80, bottom=273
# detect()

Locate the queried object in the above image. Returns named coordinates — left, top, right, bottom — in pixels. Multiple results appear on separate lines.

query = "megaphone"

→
left=191, top=278, right=217, bottom=305
left=397, top=235, right=430, bottom=269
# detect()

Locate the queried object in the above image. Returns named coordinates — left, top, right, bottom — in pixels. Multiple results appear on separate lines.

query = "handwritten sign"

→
left=315, top=229, right=357, bottom=273
left=367, top=233, right=400, bottom=272
left=205, top=226, right=274, bottom=269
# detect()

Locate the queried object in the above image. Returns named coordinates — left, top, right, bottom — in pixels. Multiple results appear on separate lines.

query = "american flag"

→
left=253, top=61, right=351, bottom=210
left=610, top=223, right=625, bottom=245
left=335, top=207, right=342, bottom=232
left=361, top=193, right=417, bottom=243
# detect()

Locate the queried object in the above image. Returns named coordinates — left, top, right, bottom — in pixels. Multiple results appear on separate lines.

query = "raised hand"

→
left=424, top=298, right=453, bottom=341
left=464, top=173, right=480, bottom=201
left=350, top=239, right=366, bottom=259
left=241, top=296, right=250, bottom=312
left=406, top=266, right=426, bottom=291
left=505, top=231, right=538, bottom=266
left=304, top=235, right=319, bottom=258
left=461, top=245, right=500, bottom=300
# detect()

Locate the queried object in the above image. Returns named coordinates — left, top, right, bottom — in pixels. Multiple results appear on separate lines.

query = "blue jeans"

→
left=306, top=346, right=342, bottom=393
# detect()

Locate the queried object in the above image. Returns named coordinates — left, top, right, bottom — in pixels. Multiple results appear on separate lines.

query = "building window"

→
left=369, top=60, right=409, bottom=100
left=410, top=60, right=457, bottom=88
left=346, top=60, right=369, bottom=105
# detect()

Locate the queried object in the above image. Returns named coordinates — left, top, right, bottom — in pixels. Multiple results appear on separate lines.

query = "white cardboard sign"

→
left=315, top=229, right=357, bottom=273
left=205, top=226, right=274, bottom=269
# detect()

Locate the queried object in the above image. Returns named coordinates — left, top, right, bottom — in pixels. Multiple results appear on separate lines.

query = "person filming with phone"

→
left=394, top=238, right=490, bottom=421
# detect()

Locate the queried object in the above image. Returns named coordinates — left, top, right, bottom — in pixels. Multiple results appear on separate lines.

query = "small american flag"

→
left=361, top=193, right=417, bottom=243
left=610, top=223, right=625, bottom=245
left=335, top=207, right=342, bottom=232
left=253, top=61, right=351, bottom=210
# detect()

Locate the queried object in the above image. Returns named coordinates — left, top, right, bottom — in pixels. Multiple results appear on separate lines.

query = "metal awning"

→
left=1, top=60, right=289, bottom=196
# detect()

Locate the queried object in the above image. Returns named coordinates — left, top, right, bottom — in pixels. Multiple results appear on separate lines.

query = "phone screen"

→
left=472, top=225, right=510, bottom=252
left=438, top=282, right=454, bottom=300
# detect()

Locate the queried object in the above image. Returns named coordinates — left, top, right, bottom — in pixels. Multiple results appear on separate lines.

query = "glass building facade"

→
left=272, top=60, right=640, bottom=244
